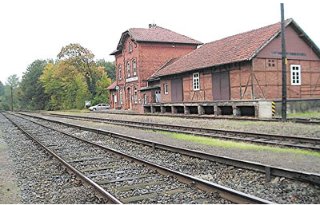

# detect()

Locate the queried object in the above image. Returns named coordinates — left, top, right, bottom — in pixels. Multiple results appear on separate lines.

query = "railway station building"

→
left=108, top=24, right=202, bottom=113
left=108, top=19, right=320, bottom=118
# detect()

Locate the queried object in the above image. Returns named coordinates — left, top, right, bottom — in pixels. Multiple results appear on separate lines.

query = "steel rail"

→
left=44, top=112, right=320, bottom=151
left=5, top=112, right=272, bottom=204
left=1, top=112, right=122, bottom=204
left=18, top=112, right=320, bottom=186
left=68, top=110, right=320, bottom=125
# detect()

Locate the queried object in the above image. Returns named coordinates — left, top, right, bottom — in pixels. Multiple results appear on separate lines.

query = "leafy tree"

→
left=96, top=59, right=116, bottom=81
left=92, top=66, right=112, bottom=105
left=19, top=60, right=50, bottom=110
left=0, top=81, right=4, bottom=96
left=40, top=61, right=91, bottom=110
left=57, top=43, right=97, bottom=97
left=4, top=75, right=20, bottom=111
left=0, top=81, right=5, bottom=110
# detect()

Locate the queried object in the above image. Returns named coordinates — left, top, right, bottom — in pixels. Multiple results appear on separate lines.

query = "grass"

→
left=288, top=111, right=320, bottom=119
left=49, top=109, right=89, bottom=114
left=158, top=131, right=320, bottom=157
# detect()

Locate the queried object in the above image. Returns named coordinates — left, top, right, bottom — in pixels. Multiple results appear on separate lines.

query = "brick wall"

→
left=229, top=58, right=320, bottom=100
left=113, top=36, right=197, bottom=112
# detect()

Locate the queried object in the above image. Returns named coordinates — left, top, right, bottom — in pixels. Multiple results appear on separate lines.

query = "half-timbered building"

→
left=142, top=19, right=320, bottom=117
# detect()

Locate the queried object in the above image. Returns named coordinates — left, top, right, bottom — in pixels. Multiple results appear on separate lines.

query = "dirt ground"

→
left=0, top=136, right=21, bottom=203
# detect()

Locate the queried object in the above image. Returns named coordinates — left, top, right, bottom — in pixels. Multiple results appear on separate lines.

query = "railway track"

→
left=2, top=112, right=271, bottom=204
left=11, top=112, right=320, bottom=203
left=80, top=110, right=320, bottom=125
left=41, top=112, right=320, bottom=151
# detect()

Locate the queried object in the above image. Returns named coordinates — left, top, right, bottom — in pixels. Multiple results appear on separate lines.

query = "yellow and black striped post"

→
left=272, top=101, right=276, bottom=117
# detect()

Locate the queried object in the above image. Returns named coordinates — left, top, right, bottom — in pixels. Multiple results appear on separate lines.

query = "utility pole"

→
left=281, top=3, right=287, bottom=121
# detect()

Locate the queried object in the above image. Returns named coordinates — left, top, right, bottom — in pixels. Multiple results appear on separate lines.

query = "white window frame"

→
left=290, top=65, right=301, bottom=85
left=193, top=72, right=200, bottom=91
left=164, top=83, right=168, bottom=94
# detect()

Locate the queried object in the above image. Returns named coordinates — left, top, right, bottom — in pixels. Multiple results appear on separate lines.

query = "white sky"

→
left=0, top=0, right=319, bottom=84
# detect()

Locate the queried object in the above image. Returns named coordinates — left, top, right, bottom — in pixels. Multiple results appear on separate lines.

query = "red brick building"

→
left=142, top=19, right=320, bottom=116
left=108, top=24, right=202, bottom=112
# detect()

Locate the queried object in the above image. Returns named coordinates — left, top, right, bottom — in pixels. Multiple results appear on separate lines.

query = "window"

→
left=134, top=87, right=138, bottom=104
left=143, top=94, right=147, bottom=105
left=291, top=65, right=301, bottom=85
left=129, top=42, right=133, bottom=53
left=267, top=59, right=275, bottom=67
left=132, top=59, right=137, bottom=76
left=126, top=61, right=131, bottom=78
left=118, top=65, right=122, bottom=80
left=119, top=89, right=123, bottom=105
left=164, top=83, right=168, bottom=94
left=193, top=72, right=200, bottom=90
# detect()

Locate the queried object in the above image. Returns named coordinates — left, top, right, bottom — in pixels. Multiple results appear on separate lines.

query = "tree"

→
left=57, top=43, right=97, bottom=97
left=0, top=81, right=4, bottom=96
left=96, top=59, right=116, bottom=81
left=40, top=61, right=91, bottom=110
left=6, top=75, right=20, bottom=111
left=92, top=67, right=112, bottom=105
left=20, top=60, right=50, bottom=110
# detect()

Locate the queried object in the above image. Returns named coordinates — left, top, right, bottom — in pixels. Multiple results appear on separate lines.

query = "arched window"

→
left=126, top=61, right=131, bottom=78
left=118, top=65, right=122, bottom=80
left=132, top=59, right=137, bottom=76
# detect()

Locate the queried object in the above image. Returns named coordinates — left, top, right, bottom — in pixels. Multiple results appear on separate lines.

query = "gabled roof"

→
left=107, top=81, right=117, bottom=90
left=110, top=25, right=202, bottom=55
left=152, top=18, right=320, bottom=78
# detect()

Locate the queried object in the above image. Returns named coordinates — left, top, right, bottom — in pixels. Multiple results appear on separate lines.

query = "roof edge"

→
left=248, top=18, right=293, bottom=60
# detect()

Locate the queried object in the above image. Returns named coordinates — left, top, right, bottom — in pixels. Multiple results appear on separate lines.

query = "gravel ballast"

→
left=38, top=112, right=320, bottom=173
left=52, top=111, right=320, bottom=138
left=22, top=113, right=320, bottom=204
left=0, top=114, right=104, bottom=204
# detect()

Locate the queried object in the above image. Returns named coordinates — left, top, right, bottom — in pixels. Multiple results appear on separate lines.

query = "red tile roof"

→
left=107, top=81, right=117, bottom=90
left=152, top=19, right=292, bottom=78
left=111, top=25, right=202, bottom=55
left=128, top=26, right=202, bottom=45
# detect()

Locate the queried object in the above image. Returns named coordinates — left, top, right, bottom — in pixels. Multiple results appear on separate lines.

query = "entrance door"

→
left=127, top=87, right=132, bottom=110
left=113, top=94, right=117, bottom=108
left=213, top=71, right=230, bottom=100
left=171, top=78, right=183, bottom=102
left=155, top=90, right=161, bottom=103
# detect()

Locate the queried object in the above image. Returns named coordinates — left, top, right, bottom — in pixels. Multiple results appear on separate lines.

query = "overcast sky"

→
left=0, top=0, right=319, bottom=84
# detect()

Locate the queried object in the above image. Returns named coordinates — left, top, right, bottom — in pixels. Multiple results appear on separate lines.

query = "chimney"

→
left=149, top=23, right=157, bottom=29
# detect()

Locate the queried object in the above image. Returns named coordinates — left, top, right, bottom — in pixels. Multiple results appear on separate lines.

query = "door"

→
left=213, top=71, right=230, bottom=100
left=171, top=78, right=183, bottom=102
left=155, top=90, right=161, bottom=103
left=127, top=87, right=132, bottom=110
left=113, top=94, right=117, bottom=108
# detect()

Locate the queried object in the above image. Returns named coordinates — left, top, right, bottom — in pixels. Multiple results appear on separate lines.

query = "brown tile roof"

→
left=111, top=25, right=202, bottom=55
left=152, top=19, right=294, bottom=78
